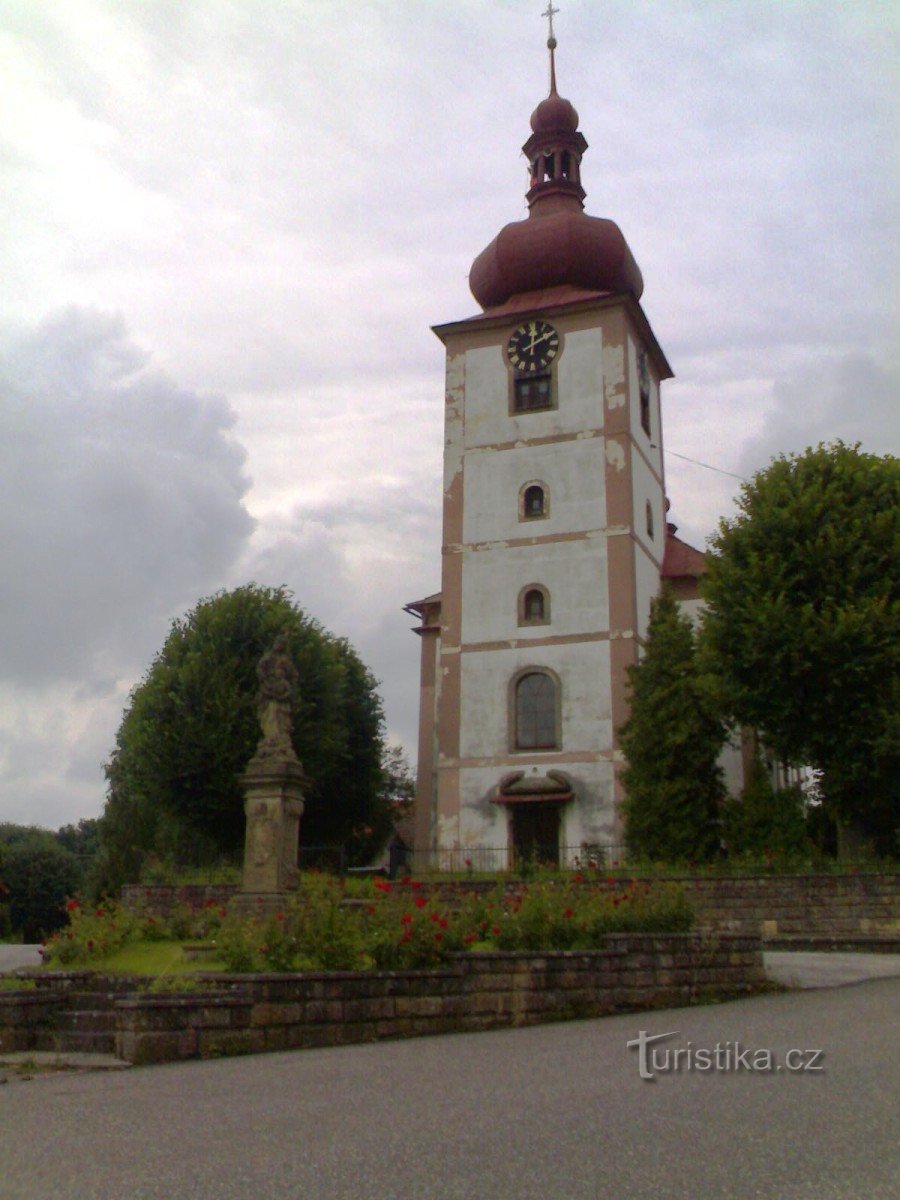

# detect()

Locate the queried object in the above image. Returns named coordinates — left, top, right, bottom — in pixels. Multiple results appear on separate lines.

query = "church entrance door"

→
left=511, top=802, right=561, bottom=867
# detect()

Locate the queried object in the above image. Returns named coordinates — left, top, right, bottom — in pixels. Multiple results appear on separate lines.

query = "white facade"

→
left=409, top=299, right=672, bottom=865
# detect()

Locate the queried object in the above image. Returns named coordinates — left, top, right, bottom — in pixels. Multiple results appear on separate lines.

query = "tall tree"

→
left=619, top=587, right=725, bottom=862
left=702, top=442, right=899, bottom=855
left=97, top=584, right=389, bottom=890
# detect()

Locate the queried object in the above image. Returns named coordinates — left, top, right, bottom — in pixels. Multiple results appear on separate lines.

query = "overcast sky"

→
left=0, top=0, right=895, bottom=831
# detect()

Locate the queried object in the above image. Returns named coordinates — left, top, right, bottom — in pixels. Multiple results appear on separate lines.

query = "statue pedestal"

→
left=237, top=756, right=309, bottom=897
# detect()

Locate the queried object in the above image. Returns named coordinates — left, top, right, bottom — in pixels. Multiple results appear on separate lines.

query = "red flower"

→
left=401, top=914, right=413, bottom=925
left=464, top=933, right=477, bottom=945
left=374, top=880, right=392, bottom=893
left=414, top=897, right=427, bottom=909
left=492, top=926, right=501, bottom=937
left=87, top=939, right=94, bottom=950
left=572, top=873, right=585, bottom=883
left=95, top=909, right=105, bottom=918
left=563, top=908, right=574, bottom=918
left=401, top=932, right=412, bottom=943
left=219, top=908, right=228, bottom=919
left=429, top=912, right=441, bottom=923
left=464, top=858, right=472, bottom=868
left=434, top=932, right=444, bottom=944
left=410, top=880, right=422, bottom=890
left=275, top=913, right=285, bottom=921
left=205, top=899, right=216, bottom=908
left=366, top=904, right=377, bottom=916
left=439, top=918, right=448, bottom=929
left=66, top=899, right=79, bottom=912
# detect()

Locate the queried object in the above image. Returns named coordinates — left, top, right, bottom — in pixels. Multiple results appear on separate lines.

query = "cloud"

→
left=738, top=354, right=900, bottom=477
left=0, top=308, right=255, bottom=825
left=0, top=308, right=255, bottom=687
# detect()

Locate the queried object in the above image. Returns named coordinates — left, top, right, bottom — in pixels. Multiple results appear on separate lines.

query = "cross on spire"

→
left=542, top=3, right=559, bottom=47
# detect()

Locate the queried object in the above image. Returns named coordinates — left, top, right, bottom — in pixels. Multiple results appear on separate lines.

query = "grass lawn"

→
left=83, top=940, right=226, bottom=977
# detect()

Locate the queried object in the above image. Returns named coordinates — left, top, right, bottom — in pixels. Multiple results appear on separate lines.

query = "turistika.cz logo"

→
left=626, top=1030, right=825, bottom=1081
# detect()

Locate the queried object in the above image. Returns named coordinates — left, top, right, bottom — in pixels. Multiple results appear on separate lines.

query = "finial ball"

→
left=547, top=36, right=557, bottom=49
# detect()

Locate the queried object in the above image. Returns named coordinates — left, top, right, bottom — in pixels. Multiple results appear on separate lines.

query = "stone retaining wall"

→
left=0, top=935, right=764, bottom=1065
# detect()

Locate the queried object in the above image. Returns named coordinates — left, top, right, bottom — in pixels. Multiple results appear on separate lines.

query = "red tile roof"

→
left=661, top=526, right=707, bottom=580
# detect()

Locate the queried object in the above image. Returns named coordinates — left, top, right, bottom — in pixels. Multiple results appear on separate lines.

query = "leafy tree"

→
left=721, top=757, right=808, bottom=859
left=0, top=826, right=81, bottom=941
left=379, top=744, right=416, bottom=818
left=55, top=818, right=101, bottom=861
left=702, top=442, right=899, bottom=856
left=97, top=584, right=389, bottom=891
left=619, top=587, right=725, bottom=862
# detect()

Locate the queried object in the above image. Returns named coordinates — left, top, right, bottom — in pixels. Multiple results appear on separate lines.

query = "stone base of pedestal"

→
left=239, top=756, right=309, bottom=896
left=228, top=891, right=293, bottom=921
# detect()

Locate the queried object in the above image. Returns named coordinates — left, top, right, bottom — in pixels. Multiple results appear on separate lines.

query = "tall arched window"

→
left=513, top=671, right=559, bottom=750
left=646, top=500, right=654, bottom=540
left=518, top=584, right=550, bottom=626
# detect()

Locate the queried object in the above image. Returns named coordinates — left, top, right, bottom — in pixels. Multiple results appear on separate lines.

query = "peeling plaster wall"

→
left=461, top=538, right=610, bottom=643
left=630, top=444, right=665, bottom=563
left=463, top=328, right=603, bottom=448
left=453, top=758, right=618, bottom=853
left=626, top=333, right=663, bottom=476
left=458, top=641, right=613, bottom=759
left=634, top=545, right=662, bottom=643
left=461, top=437, right=606, bottom=544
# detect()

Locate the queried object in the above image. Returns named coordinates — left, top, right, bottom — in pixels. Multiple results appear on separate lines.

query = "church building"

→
left=406, top=23, right=706, bottom=868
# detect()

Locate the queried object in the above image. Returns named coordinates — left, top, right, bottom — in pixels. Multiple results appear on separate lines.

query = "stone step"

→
left=0, top=1049, right=129, bottom=1072
left=50, top=1029, right=117, bottom=1055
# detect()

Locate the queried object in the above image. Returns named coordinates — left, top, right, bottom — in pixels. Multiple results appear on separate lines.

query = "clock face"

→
left=507, top=320, right=560, bottom=374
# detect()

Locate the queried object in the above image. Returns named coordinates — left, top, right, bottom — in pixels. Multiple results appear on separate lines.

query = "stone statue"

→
left=238, top=632, right=309, bottom=901
left=252, top=631, right=300, bottom=764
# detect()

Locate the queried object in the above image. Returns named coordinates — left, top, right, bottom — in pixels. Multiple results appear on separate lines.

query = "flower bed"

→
left=44, top=876, right=693, bottom=973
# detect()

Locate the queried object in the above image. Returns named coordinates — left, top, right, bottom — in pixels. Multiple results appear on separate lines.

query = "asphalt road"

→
left=1, top=978, right=897, bottom=1200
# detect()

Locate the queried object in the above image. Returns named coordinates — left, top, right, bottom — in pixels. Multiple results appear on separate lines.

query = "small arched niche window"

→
left=520, top=482, right=548, bottom=521
left=646, top=500, right=655, bottom=540
left=513, top=671, right=559, bottom=750
left=518, top=584, right=550, bottom=626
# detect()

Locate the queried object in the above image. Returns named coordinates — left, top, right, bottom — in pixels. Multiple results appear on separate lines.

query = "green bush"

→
left=722, top=759, right=809, bottom=859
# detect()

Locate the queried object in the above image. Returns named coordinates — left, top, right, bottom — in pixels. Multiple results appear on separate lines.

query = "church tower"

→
left=406, top=19, right=672, bottom=867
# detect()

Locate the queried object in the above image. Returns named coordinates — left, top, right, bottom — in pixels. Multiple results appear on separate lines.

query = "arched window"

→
left=522, top=483, right=546, bottom=519
left=646, top=500, right=654, bottom=540
left=513, top=671, right=559, bottom=750
left=518, top=584, right=550, bottom=626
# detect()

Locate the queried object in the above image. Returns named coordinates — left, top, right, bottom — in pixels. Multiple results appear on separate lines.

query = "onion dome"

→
left=468, top=26, right=643, bottom=311
left=530, top=89, right=578, bottom=135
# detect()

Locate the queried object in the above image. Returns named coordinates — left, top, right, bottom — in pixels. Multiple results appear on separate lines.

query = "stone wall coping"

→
left=0, top=992, right=60, bottom=1008
left=115, top=994, right=251, bottom=1011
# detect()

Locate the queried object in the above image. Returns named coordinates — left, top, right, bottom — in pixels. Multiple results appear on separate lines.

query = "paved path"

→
left=0, top=943, right=42, bottom=972
left=0, top=977, right=897, bottom=1200
left=763, top=949, right=900, bottom=988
